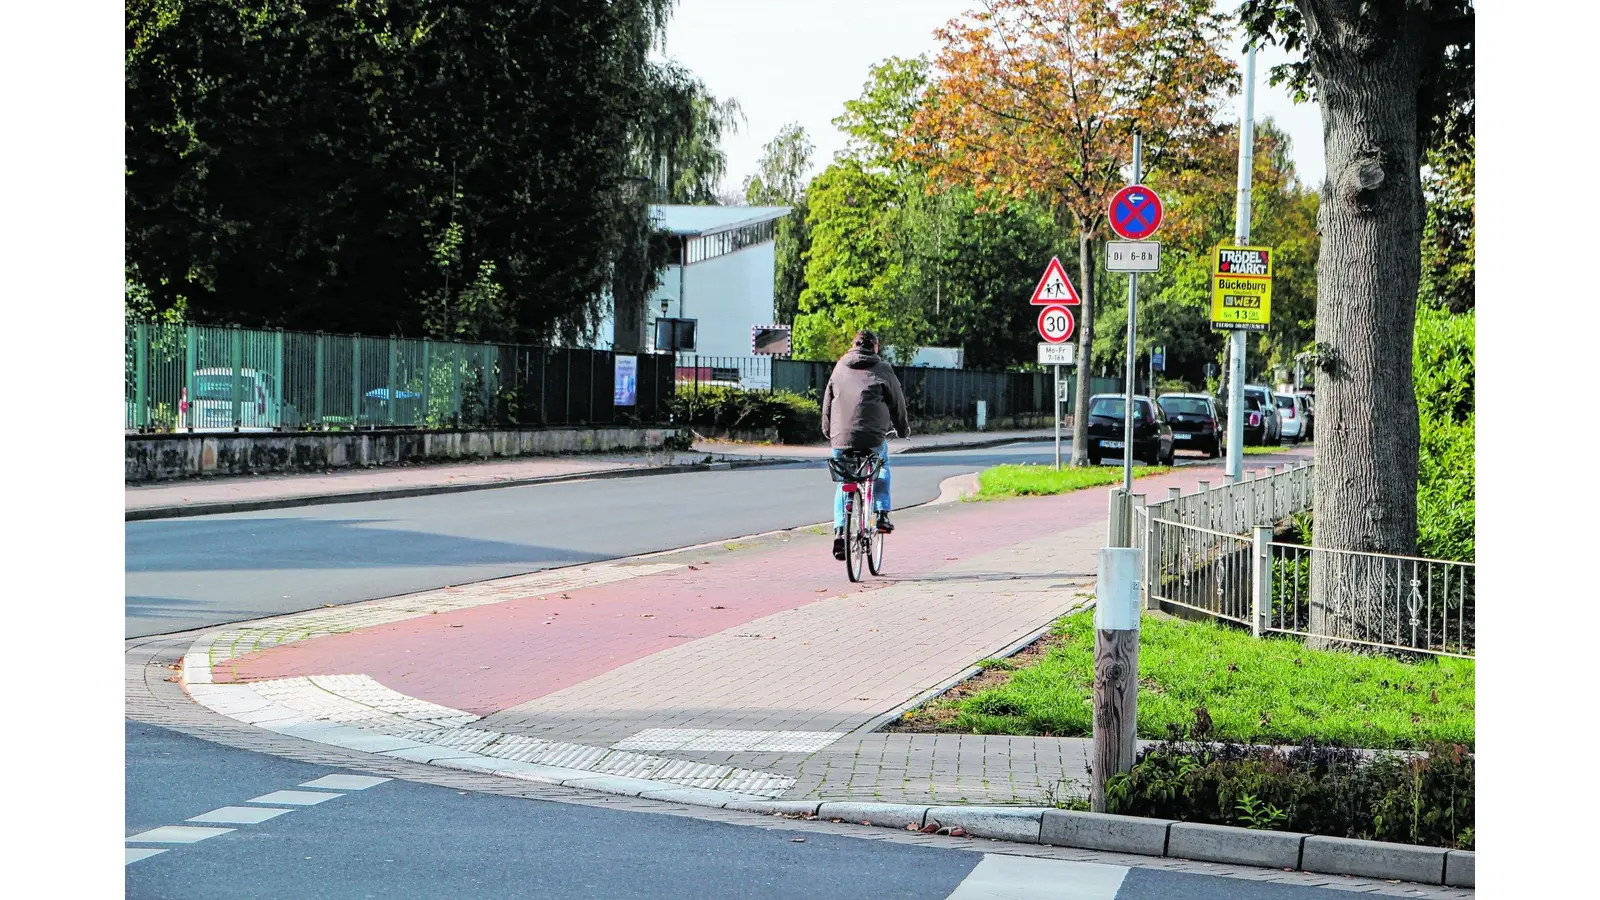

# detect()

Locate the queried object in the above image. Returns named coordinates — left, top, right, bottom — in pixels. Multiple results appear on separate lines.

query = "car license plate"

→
left=1174, top=433, right=1192, bottom=440
left=1100, top=441, right=1124, bottom=449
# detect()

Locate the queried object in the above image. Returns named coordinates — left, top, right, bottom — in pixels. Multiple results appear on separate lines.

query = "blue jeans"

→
left=833, top=442, right=891, bottom=530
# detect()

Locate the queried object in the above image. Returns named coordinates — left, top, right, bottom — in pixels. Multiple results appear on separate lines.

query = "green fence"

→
left=124, top=323, right=674, bottom=432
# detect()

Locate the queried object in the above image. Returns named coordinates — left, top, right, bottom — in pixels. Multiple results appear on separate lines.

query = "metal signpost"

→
left=1107, top=139, right=1162, bottom=496
left=1031, top=257, right=1082, bottom=470
left=1224, top=48, right=1258, bottom=484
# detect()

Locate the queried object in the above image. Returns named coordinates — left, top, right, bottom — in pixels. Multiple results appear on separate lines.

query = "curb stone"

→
left=126, top=457, right=801, bottom=521
left=1444, top=850, right=1474, bottom=888
left=1041, top=809, right=1173, bottom=857
left=816, top=802, right=929, bottom=829
left=927, top=806, right=1041, bottom=844
left=1167, top=821, right=1307, bottom=869
left=1302, top=834, right=1448, bottom=885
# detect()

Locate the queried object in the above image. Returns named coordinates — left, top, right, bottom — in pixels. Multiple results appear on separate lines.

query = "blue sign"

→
left=1108, top=184, right=1164, bottom=241
left=1152, top=348, right=1165, bottom=372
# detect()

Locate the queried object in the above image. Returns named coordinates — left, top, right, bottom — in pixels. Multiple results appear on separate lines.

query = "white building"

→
left=595, top=204, right=790, bottom=368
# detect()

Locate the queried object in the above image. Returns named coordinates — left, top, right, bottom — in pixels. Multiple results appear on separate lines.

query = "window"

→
left=682, top=219, right=779, bottom=265
left=1159, top=397, right=1211, bottom=417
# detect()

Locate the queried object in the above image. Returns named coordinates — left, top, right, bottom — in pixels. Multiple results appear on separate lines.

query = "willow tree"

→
left=908, top=0, right=1236, bottom=464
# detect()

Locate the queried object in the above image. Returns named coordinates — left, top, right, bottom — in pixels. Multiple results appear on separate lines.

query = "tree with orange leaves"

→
left=909, top=0, right=1236, bottom=465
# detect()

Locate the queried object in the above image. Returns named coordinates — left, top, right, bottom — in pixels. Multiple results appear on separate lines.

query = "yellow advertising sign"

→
left=1210, top=245, right=1273, bottom=331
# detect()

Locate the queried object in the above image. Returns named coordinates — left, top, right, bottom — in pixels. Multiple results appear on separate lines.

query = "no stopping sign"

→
left=1038, top=305, right=1075, bottom=343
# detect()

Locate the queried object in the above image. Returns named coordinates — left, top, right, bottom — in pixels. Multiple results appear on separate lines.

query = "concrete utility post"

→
left=1224, top=47, right=1257, bottom=484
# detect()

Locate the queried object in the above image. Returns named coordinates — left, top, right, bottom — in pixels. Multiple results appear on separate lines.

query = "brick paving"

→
left=201, top=457, right=1317, bottom=806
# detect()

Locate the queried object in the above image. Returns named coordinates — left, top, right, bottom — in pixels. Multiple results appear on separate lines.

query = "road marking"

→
left=614, top=728, right=845, bottom=753
left=300, top=774, right=391, bottom=791
left=126, top=825, right=234, bottom=844
left=187, top=806, right=294, bottom=825
left=945, top=855, right=1129, bottom=899
left=126, top=847, right=168, bottom=864
left=246, top=790, right=343, bottom=806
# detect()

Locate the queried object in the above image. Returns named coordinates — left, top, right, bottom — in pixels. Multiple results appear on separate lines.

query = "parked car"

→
left=1240, top=394, right=1271, bottom=446
left=1275, top=392, right=1311, bottom=443
left=1156, top=393, right=1222, bottom=458
left=1086, top=394, right=1174, bottom=466
left=1295, top=391, right=1315, bottom=440
left=1242, top=385, right=1282, bottom=445
left=182, top=368, right=300, bottom=431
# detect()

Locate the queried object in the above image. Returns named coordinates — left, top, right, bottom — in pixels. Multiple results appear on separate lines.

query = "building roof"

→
left=650, top=204, right=791, bottom=236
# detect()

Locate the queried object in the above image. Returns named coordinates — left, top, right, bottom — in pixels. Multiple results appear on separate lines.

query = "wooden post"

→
left=1092, top=546, right=1142, bottom=812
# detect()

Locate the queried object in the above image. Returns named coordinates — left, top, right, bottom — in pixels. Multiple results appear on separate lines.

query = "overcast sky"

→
left=659, top=0, right=1325, bottom=198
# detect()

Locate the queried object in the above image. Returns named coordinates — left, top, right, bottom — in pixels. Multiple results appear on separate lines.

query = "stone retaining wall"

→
left=126, top=426, right=674, bottom=483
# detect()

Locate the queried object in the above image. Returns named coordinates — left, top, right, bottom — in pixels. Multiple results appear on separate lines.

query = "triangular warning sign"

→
left=1030, top=256, right=1081, bottom=306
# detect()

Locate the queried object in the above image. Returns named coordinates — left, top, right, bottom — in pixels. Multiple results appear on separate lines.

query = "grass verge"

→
left=895, top=610, right=1474, bottom=750
left=975, top=464, right=1172, bottom=499
left=1242, top=444, right=1305, bottom=455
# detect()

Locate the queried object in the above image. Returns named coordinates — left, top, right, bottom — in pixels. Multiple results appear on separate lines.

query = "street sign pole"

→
left=1054, top=364, right=1062, bottom=470
left=1122, top=133, right=1142, bottom=495
left=1225, top=47, right=1256, bottom=485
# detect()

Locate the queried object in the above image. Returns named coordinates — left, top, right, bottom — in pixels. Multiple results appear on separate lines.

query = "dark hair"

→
left=853, top=329, right=879, bottom=351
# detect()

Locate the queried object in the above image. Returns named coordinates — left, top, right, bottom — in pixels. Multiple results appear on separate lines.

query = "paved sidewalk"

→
left=126, top=428, right=1056, bottom=517
left=177, top=451, right=1314, bottom=807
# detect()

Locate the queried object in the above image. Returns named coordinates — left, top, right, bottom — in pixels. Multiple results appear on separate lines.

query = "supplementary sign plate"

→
left=1106, top=241, right=1160, bottom=272
left=1210, top=245, right=1274, bottom=331
left=1029, top=257, right=1081, bottom=306
left=1038, top=306, right=1075, bottom=343
left=1038, top=342, right=1077, bottom=366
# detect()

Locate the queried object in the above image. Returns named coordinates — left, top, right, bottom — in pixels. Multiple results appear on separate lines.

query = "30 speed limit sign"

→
left=1037, top=305, right=1075, bottom=343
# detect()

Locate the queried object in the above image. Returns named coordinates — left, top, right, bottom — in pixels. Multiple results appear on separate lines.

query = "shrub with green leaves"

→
left=669, top=386, right=821, bottom=443
left=1413, top=306, right=1474, bottom=561
left=1107, top=737, right=1474, bottom=849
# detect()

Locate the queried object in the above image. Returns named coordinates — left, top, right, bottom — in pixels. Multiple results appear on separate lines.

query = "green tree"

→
left=744, top=123, right=815, bottom=326
left=1419, top=131, right=1474, bottom=313
left=126, top=0, right=717, bottom=345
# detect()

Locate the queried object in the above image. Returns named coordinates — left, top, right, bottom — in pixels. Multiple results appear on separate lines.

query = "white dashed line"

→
left=246, top=790, right=343, bottom=806
left=126, top=825, right=234, bottom=844
left=187, top=806, right=294, bottom=825
left=300, top=774, right=391, bottom=791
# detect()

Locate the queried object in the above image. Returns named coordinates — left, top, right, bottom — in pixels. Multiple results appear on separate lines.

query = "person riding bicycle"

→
left=821, top=330, right=910, bottom=560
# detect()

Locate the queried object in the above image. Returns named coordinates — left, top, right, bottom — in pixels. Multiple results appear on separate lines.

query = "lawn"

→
left=1242, top=444, right=1306, bottom=455
left=899, top=611, right=1475, bottom=750
left=975, top=464, right=1172, bottom=499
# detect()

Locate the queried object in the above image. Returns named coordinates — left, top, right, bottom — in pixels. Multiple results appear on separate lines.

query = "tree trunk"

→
left=1302, top=1, right=1426, bottom=647
left=1070, top=228, right=1096, bottom=466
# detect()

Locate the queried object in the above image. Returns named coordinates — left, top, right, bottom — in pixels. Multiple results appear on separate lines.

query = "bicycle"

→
left=827, top=449, right=888, bottom=582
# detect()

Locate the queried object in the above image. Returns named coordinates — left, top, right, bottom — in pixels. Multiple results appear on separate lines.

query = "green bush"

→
left=669, top=386, right=821, bottom=443
left=1413, top=306, right=1474, bottom=561
left=1107, top=737, right=1474, bottom=849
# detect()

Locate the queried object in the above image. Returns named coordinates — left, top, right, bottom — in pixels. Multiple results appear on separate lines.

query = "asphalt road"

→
left=130, top=439, right=1190, bottom=638
left=125, top=721, right=1359, bottom=900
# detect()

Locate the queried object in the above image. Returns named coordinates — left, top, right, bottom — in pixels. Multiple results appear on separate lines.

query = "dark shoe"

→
left=832, top=530, right=846, bottom=560
left=875, top=512, right=894, bottom=533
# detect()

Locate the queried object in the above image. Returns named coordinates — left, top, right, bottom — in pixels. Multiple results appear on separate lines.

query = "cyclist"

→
left=821, top=329, right=910, bottom=560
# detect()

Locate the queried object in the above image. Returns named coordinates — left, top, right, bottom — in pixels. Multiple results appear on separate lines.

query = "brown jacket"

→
left=821, top=349, right=911, bottom=450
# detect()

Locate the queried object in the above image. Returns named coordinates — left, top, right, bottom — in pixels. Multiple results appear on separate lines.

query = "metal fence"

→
left=125, top=323, right=674, bottom=432
left=1267, top=544, right=1475, bottom=658
left=725, top=356, right=1121, bottom=425
left=1132, top=462, right=1476, bottom=658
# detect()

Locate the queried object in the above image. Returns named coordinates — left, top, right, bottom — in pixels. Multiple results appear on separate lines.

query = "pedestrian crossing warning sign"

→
left=1210, top=245, right=1273, bottom=331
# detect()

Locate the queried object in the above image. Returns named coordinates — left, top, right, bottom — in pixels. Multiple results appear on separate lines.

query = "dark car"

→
left=1240, top=394, right=1270, bottom=446
left=1086, top=394, right=1174, bottom=466
left=1156, top=393, right=1222, bottom=458
left=1243, top=385, right=1282, bottom=445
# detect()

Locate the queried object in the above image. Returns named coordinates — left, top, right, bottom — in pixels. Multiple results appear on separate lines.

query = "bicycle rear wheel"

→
left=844, top=493, right=863, bottom=582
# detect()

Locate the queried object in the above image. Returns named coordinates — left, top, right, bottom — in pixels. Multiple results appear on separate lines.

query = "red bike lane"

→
left=213, top=461, right=1251, bottom=716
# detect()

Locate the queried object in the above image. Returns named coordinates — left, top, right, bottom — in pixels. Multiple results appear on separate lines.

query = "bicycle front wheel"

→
left=867, top=508, right=886, bottom=575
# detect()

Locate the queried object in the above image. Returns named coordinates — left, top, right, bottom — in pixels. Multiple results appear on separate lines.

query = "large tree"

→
left=1240, top=0, right=1474, bottom=640
left=910, top=0, right=1237, bottom=464
left=744, top=123, right=815, bottom=326
left=126, top=0, right=734, bottom=345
